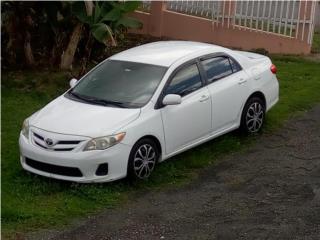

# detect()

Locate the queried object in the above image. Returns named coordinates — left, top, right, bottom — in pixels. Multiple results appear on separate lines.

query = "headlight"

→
left=21, top=119, right=30, bottom=139
left=83, top=132, right=126, bottom=151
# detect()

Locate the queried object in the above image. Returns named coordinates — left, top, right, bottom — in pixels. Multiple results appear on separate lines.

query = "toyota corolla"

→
left=19, top=41, right=279, bottom=182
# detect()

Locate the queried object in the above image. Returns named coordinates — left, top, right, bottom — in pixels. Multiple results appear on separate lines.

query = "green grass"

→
left=311, top=31, right=320, bottom=53
left=2, top=56, right=320, bottom=239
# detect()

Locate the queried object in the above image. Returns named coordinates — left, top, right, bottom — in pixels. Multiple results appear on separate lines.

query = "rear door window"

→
left=201, top=57, right=233, bottom=83
left=229, top=58, right=242, bottom=73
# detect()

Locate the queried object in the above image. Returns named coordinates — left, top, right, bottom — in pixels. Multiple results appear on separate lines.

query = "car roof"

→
left=110, top=41, right=225, bottom=67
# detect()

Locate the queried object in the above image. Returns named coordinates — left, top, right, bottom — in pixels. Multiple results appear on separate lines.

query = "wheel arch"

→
left=135, top=135, right=163, bottom=157
left=247, top=91, right=267, bottom=109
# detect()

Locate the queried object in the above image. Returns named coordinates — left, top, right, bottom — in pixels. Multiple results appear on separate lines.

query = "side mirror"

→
left=69, top=78, right=78, bottom=88
left=162, top=94, right=182, bottom=106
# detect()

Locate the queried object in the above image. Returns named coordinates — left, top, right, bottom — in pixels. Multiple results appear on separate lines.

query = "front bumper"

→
left=19, top=133, right=132, bottom=183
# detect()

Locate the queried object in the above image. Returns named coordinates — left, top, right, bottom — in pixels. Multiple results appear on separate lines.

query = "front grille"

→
left=32, top=132, right=83, bottom=152
left=34, top=132, right=44, bottom=141
left=25, top=158, right=83, bottom=177
left=58, top=140, right=81, bottom=145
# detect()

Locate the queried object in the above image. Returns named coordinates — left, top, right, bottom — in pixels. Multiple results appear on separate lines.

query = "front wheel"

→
left=127, top=138, right=159, bottom=180
left=240, top=97, right=265, bottom=133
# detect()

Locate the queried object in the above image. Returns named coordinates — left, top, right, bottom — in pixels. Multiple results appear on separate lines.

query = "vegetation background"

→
left=1, top=1, right=143, bottom=75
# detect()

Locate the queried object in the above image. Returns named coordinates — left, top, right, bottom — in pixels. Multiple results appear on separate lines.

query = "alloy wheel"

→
left=246, top=102, right=264, bottom=133
left=133, top=144, right=156, bottom=179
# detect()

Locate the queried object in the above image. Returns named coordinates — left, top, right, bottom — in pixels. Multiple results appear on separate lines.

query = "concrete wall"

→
left=131, top=1, right=314, bottom=54
left=315, top=1, right=320, bottom=31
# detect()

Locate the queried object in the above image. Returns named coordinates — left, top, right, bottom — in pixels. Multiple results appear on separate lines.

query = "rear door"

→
left=160, top=62, right=212, bottom=154
left=200, top=55, right=250, bottom=133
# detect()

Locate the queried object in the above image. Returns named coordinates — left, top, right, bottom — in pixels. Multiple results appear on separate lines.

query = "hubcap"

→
left=133, top=144, right=156, bottom=179
left=246, top=102, right=264, bottom=133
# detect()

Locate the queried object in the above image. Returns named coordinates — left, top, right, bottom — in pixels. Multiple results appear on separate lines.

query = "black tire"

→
left=240, top=97, right=265, bottom=134
left=127, top=138, right=159, bottom=180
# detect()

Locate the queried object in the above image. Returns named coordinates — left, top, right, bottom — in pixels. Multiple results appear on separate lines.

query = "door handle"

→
left=199, top=95, right=209, bottom=102
left=238, top=78, right=247, bottom=85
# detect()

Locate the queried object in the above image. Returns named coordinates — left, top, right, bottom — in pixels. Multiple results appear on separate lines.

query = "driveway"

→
left=30, top=105, right=320, bottom=240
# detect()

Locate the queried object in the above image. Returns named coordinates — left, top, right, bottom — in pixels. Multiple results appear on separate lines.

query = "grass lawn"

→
left=2, top=56, right=320, bottom=239
left=311, top=31, right=320, bottom=53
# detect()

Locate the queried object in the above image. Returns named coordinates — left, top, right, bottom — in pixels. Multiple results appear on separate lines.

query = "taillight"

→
left=270, top=64, right=277, bottom=74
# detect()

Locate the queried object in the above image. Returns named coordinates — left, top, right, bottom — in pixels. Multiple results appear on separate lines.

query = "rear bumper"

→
left=266, top=96, right=279, bottom=112
left=266, top=74, right=279, bottom=112
left=19, top=133, right=132, bottom=183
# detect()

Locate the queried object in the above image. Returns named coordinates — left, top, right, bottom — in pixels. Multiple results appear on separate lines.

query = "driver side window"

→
left=165, top=63, right=202, bottom=97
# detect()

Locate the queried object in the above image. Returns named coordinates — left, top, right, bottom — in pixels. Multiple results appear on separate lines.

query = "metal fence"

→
left=137, top=0, right=151, bottom=12
left=164, top=1, right=318, bottom=44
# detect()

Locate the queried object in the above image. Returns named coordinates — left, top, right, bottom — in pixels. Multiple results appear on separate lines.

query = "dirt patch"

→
left=28, top=105, right=320, bottom=240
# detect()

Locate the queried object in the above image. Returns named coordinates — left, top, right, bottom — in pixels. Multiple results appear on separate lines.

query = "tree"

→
left=1, top=1, right=141, bottom=70
left=60, top=1, right=142, bottom=70
left=2, top=2, right=36, bottom=67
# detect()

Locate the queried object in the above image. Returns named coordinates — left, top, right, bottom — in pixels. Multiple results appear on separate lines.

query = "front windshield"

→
left=69, top=60, right=167, bottom=108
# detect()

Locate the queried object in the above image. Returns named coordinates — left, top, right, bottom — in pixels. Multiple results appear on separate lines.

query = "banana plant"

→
left=72, top=1, right=142, bottom=46
left=60, top=1, right=141, bottom=70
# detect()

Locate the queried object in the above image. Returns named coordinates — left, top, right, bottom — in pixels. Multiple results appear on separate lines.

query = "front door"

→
left=160, top=63, right=212, bottom=154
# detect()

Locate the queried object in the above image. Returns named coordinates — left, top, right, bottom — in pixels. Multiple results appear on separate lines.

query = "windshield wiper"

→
left=69, top=91, right=92, bottom=103
left=69, top=91, right=126, bottom=108
left=88, top=98, right=126, bottom=108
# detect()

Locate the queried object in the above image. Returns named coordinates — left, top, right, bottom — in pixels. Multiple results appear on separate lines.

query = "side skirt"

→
left=159, top=124, right=240, bottom=162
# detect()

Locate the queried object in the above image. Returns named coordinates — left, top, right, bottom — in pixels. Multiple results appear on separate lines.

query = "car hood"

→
left=30, top=96, right=141, bottom=137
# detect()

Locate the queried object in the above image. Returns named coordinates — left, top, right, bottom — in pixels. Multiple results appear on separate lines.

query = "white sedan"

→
left=19, top=41, right=279, bottom=182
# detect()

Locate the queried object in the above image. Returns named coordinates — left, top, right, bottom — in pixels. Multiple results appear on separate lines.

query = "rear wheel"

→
left=240, top=97, right=265, bottom=133
left=127, top=138, right=159, bottom=180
